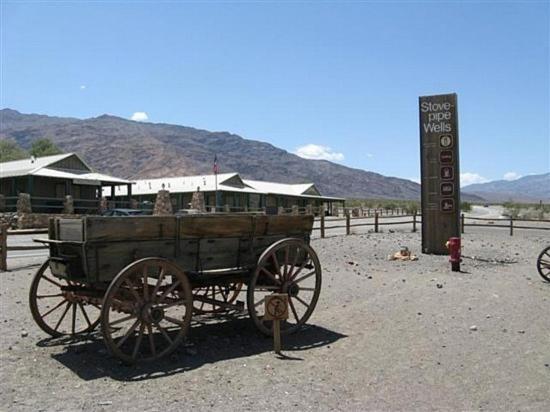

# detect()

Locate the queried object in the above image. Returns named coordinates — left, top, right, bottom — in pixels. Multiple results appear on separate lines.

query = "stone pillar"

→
left=190, top=189, right=206, bottom=212
left=277, top=206, right=284, bottom=215
left=224, top=204, right=230, bottom=213
left=99, top=197, right=108, bottom=214
left=153, top=190, right=173, bottom=215
left=291, top=205, right=299, bottom=215
left=63, top=195, right=74, bottom=214
left=16, top=193, right=32, bottom=214
left=130, top=199, right=139, bottom=209
left=305, top=204, right=313, bottom=215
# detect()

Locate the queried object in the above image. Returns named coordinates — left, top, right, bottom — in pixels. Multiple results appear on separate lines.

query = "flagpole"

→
left=215, top=171, right=218, bottom=212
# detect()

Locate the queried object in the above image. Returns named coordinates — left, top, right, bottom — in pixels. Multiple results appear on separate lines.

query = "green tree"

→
left=461, top=201, right=472, bottom=212
left=30, top=138, right=62, bottom=157
left=0, top=139, right=28, bottom=162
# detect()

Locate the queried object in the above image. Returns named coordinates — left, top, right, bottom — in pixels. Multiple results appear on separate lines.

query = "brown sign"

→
left=264, top=294, right=289, bottom=321
left=419, top=93, right=460, bottom=254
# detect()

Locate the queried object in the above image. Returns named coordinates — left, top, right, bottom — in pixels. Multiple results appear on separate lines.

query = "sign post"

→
left=419, top=93, right=460, bottom=254
left=264, top=293, right=289, bottom=354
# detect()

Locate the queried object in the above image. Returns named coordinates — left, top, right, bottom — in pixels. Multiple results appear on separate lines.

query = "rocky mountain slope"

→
left=0, top=108, right=484, bottom=201
left=463, top=173, right=550, bottom=203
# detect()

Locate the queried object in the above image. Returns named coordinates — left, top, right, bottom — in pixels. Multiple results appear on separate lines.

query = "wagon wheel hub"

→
left=140, top=303, right=164, bottom=324
left=283, top=281, right=300, bottom=297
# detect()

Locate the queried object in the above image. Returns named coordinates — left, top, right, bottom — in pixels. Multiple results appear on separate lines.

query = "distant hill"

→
left=1, top=108, right=482, bottom=201
left=464, top=173, right=550, bottom=203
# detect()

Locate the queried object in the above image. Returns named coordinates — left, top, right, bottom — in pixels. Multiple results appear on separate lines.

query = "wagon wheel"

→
left=247, top=238, right=322, bottom=336
left=537, top=246, right=550, bottom=282
left=29, top=259, right=101, bottom=338
left=193, top=283, right=243, bottom=314
left=100, top=258, right=193, bottom=364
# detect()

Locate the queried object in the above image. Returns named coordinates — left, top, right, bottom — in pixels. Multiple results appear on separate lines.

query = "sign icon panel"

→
left=440, top=166, right=454, bottom=180
left=441, top=198, right=454, bottom=212
left=440, top=134, right=453, bottom=148
left=440, top=150, right=453, bottom=164
left=441, top=182, right=454, bottom=196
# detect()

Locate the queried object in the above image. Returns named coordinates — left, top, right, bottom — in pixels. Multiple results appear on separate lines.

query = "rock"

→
left=98, top=401, right=112, bottom=406
left=21, top=331, right=28, bottom=337
left=470, top=325, right=478, bottom=331
left=436, top=283, right=443, bottom=289
left=518, top=330, right=525, bottom=334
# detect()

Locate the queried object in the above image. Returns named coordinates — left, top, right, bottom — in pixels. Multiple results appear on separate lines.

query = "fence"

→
left=0, top=225, right=48, bottom=271
left=314, top=212, right=550, bottom=238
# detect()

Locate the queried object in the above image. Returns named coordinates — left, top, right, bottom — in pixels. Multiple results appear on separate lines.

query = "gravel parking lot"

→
left=1, top=227, right=549, bottom=411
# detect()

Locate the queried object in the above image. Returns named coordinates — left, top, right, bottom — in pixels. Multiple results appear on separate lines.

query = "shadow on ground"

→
left=43, top=315, right=346, bottom=382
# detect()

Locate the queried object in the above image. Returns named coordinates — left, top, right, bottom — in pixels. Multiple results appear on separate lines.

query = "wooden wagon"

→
left=30, top=214, right=322, bottom=363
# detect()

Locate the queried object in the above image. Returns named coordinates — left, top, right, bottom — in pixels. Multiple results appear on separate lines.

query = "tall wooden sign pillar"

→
left=419, top=93, right=460, bottom=254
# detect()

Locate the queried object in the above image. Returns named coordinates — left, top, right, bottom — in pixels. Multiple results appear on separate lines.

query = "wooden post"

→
left=0, top=224, right=7, bottom=272
left=374, top=212, right=379, bottom=233
left=510, top=217, right=513, bottom=236
left=273, top=320, right=281, bottom=354
left=320, top=213, right=325, bottom=238
left=346, top=212, right=351, bottom=235
left=412, top=211, right=417, bottom=233
left=461, top=213, right=465, bottom=234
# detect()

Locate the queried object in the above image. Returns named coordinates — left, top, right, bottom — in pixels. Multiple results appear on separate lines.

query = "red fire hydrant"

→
left=446, top=237, right=461, bottom=272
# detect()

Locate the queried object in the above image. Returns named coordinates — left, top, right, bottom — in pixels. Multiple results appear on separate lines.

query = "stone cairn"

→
left=153, top=190, right=173, bottom=215
left=99, top=197, right=109, bottom=214
left=63, top=195, right=74, bottom=214
left=16, top=193, right=32, bottom=214
left=190, top=187, right=206, bottom=213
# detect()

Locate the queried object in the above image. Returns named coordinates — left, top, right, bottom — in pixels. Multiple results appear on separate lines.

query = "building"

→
left=0, top=153, right=132, bottom=213
left=107, top=173, right=344, bottom=214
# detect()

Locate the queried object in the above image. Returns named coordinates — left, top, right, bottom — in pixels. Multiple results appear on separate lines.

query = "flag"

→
left=213, top=154, right=219, bottom=174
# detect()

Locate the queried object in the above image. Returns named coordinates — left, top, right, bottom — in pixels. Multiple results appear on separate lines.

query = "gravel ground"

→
left=1, top=227, right=549, bottom=411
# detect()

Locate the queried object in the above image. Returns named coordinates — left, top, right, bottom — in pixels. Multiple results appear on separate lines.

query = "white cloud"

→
left=461, top=172, right=489, bottom=186
left=503, top=171, right=521, bottom=181
left=366, top=153, right=374, bottom=158
left=130, top=112, right=149, bottom=122
left=80, top=85, right=86, bottom=90
left=294, top=144, right=344, bottom=162
left=409, top=177, right=420, bottom=184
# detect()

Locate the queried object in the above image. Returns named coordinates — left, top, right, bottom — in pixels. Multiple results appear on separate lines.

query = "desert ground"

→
left=1, top=216, right=549, bottom=411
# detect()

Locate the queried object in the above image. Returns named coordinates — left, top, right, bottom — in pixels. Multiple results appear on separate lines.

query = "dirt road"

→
left=1, top=228, right=549, bottom=411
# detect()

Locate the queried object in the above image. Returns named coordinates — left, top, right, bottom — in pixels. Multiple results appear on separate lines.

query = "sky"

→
left=1, top=0, right=549, bottom=186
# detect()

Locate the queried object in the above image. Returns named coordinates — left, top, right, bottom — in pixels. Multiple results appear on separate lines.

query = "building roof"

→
left=106, top=172, right=345, bottom=201
left=108, top=173, right=260, bottom=197
left=0, top=153, right=132, bottom=185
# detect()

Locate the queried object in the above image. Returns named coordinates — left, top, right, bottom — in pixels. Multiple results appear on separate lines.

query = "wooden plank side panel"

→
left=196, top=238, right=239, bottom=271
left=84, top=216, right=177, bottom=242
left=180, top=215, right=255, bottom=238
left=254, top=215, right=314, bottom=236
left=57, top=218, right=84, bottom=241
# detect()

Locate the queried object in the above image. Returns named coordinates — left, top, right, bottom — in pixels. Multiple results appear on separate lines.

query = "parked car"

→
left=102, top=208, right=148, bottom=217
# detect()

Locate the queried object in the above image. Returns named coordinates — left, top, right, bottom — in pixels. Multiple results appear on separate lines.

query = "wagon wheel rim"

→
left=193, top=283, right=243, bottom=314
left=29, top=259, right=101, bottom=338
left=537, top=246, right=550, bottom=282
left=101, top=258, right=193, bottom=364
left=247, top=238, right=322, bottom=336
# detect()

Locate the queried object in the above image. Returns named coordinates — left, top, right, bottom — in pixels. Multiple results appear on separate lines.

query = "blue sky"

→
left=1, top=1, right=548, bottom=185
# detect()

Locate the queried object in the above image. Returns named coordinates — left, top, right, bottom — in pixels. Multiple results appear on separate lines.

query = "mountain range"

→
left=463, top=173, right=550, bottom=203
left=2, top=108, right=544, bottom=202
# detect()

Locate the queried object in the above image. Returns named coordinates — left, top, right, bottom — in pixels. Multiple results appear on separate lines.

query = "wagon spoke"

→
left=151, top=268, right=165, bottom=299
left=294, top=270, right=316, bottom=284
left=288, top=297, right=300, bottom=323
left=157, top=299, right=187, bottom=310
left=124, top=278, right=142, bottom=303
left=294, top=295, right=310, bottom=309
left=154, top=321, right=173, bottom=344
left=254, top=297, right=266, bottom=308
left=36, top=293, right=64, bottom=299
left=164, top=316, right=185, bottom=326
left=132, top=323, right=146, bottom=360
left=71, top=302, right=77, bottom=334
left=254, top=285, right=280, bottom=291
left=116, top=319, right=141, bottom=348
left=540, top=259, right=550, bottom=265
left=271, top=252, right=281, bottom=276
left=77, top=302, right=93, bottom=328
left=158, top=280, right=181, bottom=303
left=42, top=299, right=68, bottom=318
left=289, top=255, right=310, bottom=281
left=287, top=246, right=300, bottom=279
left=146, top=323, right=156, bottom=357
left=283, top=246, right=289, bottom=279
left=109, top=314, right=136, bottom=327
left=42, top=275, right=63, bottom=288
left=54, top=302, right=72, bottom=331
left=260, top=267, right=281, bottom=285
left=142, top=265, right=149, bottom=302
